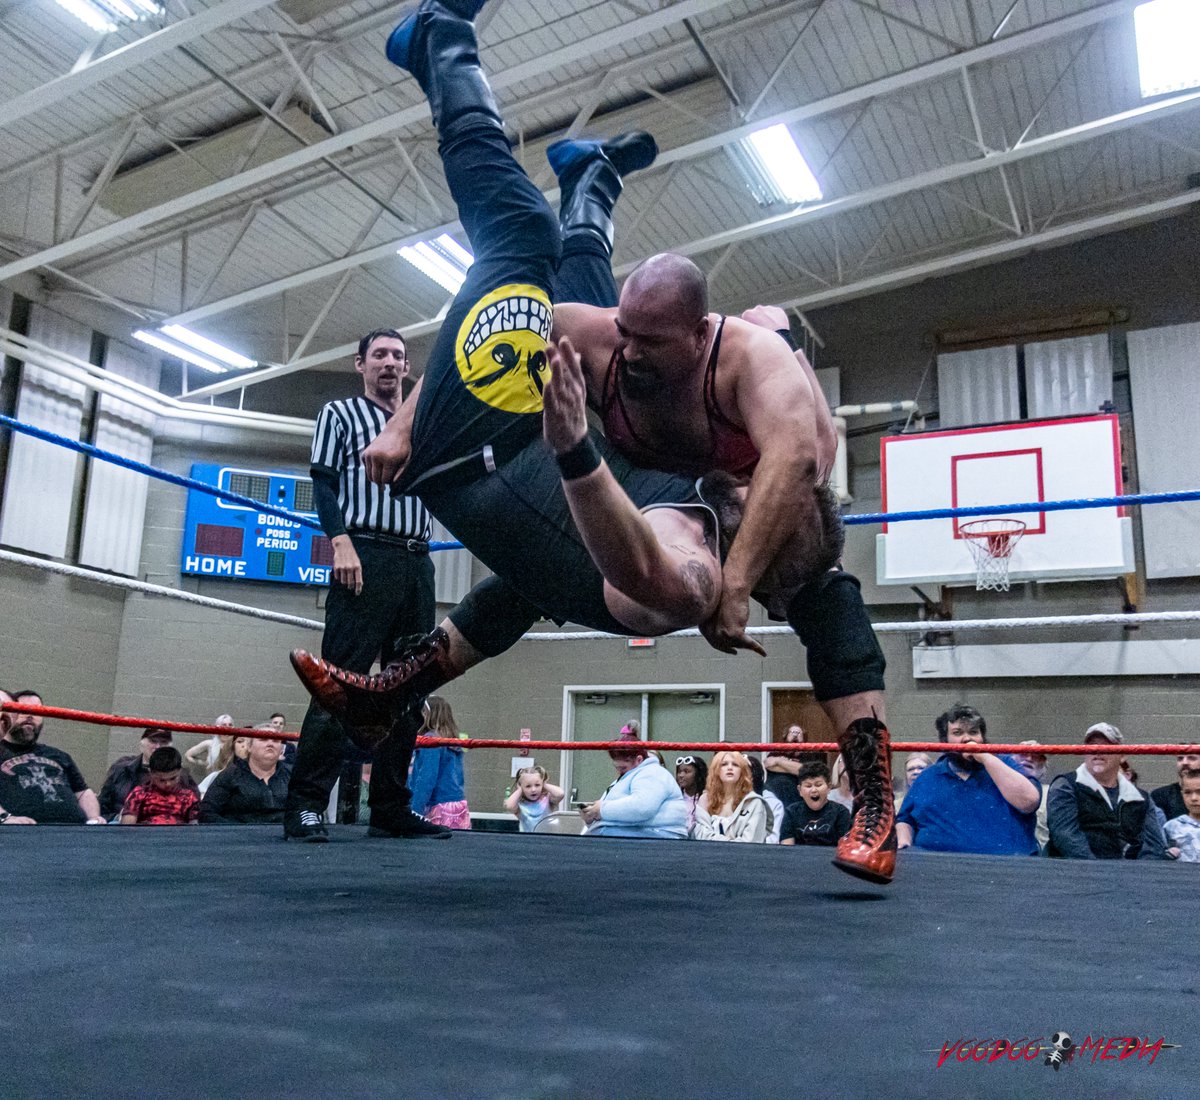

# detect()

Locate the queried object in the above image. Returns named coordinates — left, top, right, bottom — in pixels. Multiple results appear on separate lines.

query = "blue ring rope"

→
left=2, top=414, right=1197, bottom=548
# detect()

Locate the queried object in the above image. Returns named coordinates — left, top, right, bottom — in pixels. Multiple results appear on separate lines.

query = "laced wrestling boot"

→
left=831, top=716, right=897, bottom=885
left=547, top=132, right=659, bottom=253
left=290, top=627, right=455, bottom=754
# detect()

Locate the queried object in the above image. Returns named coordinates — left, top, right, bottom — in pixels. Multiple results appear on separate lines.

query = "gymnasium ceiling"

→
left=1, top=0, right=1198, bottom=397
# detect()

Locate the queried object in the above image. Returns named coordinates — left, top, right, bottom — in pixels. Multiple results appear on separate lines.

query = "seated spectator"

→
left=0, top=688, right=104, bottom=825
left=185, top=714, right=234, bottom=773
left=693, top=752, right=771, bottom=843
left=897, top=704, right=1040, bottom=856
left=673, top=755, right=709, bottom=836
left=827, top=755, right=853, bottom=810
left=764, top=724, right=807, bottom=810
left=268, top=712, right=286, bottom=733
left=1151, top=750, right=1200, bottom=824
left=201, top=729, right=291, bottom=825
left=1047, top=723, right=1168, bottom=860
left=780, top=761, right=851, bottom=847
left=198, top=735, right=251, bottom=796
left=746, top=755, right=783, bottom=843
left=100, top=726, right=199, bottom=820
left=894, top=752, right=935, bottom=812
left=119, top=747, right=201, bottom=826
left=409, top=697, right=471, bottom=830
left=504, top=765, right=564, bottom=832
left=1163, top=768, right=1200, bottom=863
left=579, top=727, right=687, bottom=839
left=1016, top=740, right=1050, bottom=852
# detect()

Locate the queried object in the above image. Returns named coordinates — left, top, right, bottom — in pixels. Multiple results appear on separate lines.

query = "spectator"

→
left=693, top=752, right=771, bottom=843
left=504, top=765, right=564, bottom=832
left=119, top=747, right=201, bottom=826
left=1046, top=723, right=1168, bottom=860
left=201, top=729, right=291, bottom=825
left=1151, top=750, right=1200, bottom=824
left=780, top=761, right=851, bottom=847
left=186, top=714, right=234, bottom=775
left=1163, top=768, right=1200, bottom=863
left=896, top=704, right=1040, bottom=856
left=579, top=728, right=687, bottom=839
left=764, top=724, right=807, bottom=809
left=827, top=755, right=853, bottom=810
left=268, top=713, right=286, bottom=733
left=894, top=751, right=935, bottom=812
left=746, top=755, right=784, bottom=843
left=409, top=697, right=471, bottom=830
left=1016, top=740, right=1051, bottom=852
left=198, top=735, right=251, bottom=796
left=0, top=688, right=104, bottom=825
left=673, top=755, right=709, bottom=836
left=100, top=726, right=199, bottom=820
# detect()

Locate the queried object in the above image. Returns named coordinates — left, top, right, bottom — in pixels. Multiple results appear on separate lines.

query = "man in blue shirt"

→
left=896, top=704, right=1041, bottom=856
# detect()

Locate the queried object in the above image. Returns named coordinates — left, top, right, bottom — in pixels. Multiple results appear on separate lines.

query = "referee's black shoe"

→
left=367, top=808, right=452, bottom=839
left=284, top=809, right=330, bottom=843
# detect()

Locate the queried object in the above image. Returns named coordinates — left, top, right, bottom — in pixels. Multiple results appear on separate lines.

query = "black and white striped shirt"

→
left=310, top=395, right=431, bottom=540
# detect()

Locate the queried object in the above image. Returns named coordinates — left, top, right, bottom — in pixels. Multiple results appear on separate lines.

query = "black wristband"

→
left=776, top=327, right=799, bottom=352
left=556, top=435, right=602, bottom=480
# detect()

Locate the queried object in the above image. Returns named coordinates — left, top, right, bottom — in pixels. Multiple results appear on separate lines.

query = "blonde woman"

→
left=692, top=751, right=771, bottom=842
left=198, top=734, right=252, bottom=796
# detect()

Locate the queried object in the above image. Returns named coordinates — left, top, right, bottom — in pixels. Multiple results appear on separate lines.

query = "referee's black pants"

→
left=287, top=534, right=436, bottom=822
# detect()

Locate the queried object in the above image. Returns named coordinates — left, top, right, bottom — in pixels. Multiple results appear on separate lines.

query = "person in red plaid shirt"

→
left=120, top=747, right=200, bottom=826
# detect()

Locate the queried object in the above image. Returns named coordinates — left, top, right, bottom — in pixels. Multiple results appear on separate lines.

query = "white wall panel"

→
left=0, top=307, right=89, bottom=557
left=1025, top=333, right=1112, bottom=419
left=430, top=516, right=473, bottom=605
left=79, top=341, right=159, bottom=576
left=1128, top=322, right=1200, bottom=579
left=936, top=344, right=1019, bottom=427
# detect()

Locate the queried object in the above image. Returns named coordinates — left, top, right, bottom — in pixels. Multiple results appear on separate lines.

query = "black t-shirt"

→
left=780, top=799, right=851, bottom=846
left=0, top=741, right=89, bottom=823
left=1152, top=784, right=1185, bottom=823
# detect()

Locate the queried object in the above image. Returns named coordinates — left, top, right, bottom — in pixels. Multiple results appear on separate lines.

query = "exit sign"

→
left=627, top=638, right=656, bottom=648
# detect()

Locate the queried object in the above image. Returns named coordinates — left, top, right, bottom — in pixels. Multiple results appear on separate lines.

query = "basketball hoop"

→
left=960, top=519, right=1027, bottom=592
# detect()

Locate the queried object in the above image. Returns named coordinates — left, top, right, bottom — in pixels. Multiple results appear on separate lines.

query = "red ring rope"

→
left=2, top=703, right=1196, bottom=755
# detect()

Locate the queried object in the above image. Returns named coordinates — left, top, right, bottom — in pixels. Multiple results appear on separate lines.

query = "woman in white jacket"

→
left=693, top=751, right=772, bottom=843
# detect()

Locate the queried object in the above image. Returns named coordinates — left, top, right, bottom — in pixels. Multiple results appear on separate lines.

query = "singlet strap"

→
left=703, top=316, right=742, bottom=434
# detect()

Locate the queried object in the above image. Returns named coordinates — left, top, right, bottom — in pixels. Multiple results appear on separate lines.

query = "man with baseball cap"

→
left=99, top=727, right=199, bottom=821
left=1046, top=722, right=1169, bottom=860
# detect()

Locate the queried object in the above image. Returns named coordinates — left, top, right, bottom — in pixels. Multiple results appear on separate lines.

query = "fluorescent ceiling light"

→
left=53, top=0, right=162, bottom=32
left=134, top=330, right=231, bottom=375
left=1135, top=0, right=1200, bottom=97
left=159, top=324, right=257, bottom=370
left=729, top=123, right=823, bottom=207
left=398, top=233, right=474, bottom=293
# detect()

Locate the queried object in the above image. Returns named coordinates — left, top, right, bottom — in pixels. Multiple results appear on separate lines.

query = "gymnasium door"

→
left=566, top=688, right=723, bottom=802
left=767, top=687, right=836, bottom=748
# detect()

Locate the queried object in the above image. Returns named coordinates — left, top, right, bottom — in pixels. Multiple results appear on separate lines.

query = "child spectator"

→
left=409, top=697, right=471, bottom=830
left=693, top=751, right=771, bottom=842
left=120, top=747, right=201, bottom=826
left=827, top=754, right=853, bottom=810
left=674, top=755, right=709, bottom=836
left=504, top=766, right=564, bottom=832
left=1164, top=768, right=1200, bottom=863
left=780, top=761, right=851, bottom=846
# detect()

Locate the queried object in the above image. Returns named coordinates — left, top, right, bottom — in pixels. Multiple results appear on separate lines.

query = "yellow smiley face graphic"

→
left=456, top=284, right=553, bottom=414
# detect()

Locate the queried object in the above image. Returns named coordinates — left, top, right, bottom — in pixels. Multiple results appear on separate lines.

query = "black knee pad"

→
left=785, top=570, right=886, bottom=702
left=447, top=575, right=541, bottom=658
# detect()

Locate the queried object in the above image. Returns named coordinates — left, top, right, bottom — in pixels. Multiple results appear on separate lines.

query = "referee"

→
left=284, top=328, right=448, bottom=842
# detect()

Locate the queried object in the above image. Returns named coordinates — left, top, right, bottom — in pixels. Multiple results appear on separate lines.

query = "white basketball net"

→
left=960, top=519, right=1027, bottom=592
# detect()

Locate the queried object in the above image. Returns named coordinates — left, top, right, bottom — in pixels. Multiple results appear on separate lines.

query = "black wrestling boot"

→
left=385, top=0, right=501, bottom=147
left=547, top=133, right=659, bottom=252
left=368, top=809, right=453, bottom=839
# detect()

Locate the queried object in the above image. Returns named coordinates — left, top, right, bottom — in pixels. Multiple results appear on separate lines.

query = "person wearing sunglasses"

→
left=674, top=755, right=709, bottom=836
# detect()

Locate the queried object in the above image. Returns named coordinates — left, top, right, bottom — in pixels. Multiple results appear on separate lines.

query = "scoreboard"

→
left=180, top=463, right=333, bottom=586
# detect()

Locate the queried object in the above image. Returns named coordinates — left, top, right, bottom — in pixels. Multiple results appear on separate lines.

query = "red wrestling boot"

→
left=831, top=716, right=897, bottom=885
left=290, top=627, right=454, bottom=754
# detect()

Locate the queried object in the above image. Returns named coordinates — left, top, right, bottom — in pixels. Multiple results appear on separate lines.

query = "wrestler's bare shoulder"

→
left=552, top=302, right=618, bottom=345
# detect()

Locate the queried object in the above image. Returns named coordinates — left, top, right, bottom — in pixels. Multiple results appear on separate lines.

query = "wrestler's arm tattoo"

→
left=668, top=547, right=717, bottom=610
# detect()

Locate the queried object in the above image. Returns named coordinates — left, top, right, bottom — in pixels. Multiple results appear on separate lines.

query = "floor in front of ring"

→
left=2, top=827, right=1195, bottom=1099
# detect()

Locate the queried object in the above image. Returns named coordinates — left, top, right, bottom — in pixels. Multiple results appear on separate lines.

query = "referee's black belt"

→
left=348, top=531, right=429, bottom=553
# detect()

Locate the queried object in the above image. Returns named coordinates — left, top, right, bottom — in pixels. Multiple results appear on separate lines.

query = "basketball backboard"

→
left=877, top=414, right=1134, bottom=587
